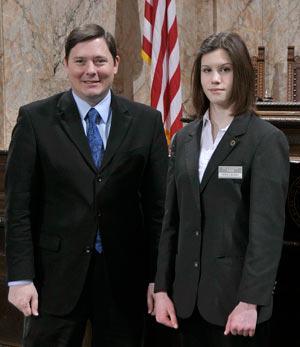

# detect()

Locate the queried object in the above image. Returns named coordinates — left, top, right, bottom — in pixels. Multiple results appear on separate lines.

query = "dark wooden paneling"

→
left=270, top=161, right=300, bottom=346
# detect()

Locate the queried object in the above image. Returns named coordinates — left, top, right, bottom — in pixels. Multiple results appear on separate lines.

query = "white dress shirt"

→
left=199, top=110, right=232, bottom=182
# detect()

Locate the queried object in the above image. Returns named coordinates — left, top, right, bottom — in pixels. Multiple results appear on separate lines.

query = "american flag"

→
left=142, top=0, right=183, bottom=143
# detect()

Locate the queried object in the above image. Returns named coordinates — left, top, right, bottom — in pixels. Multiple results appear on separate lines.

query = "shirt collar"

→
left=72, top=89, right=112, bottom=124
left=202, top=109, right=232, bottom=132
left=202, top=109, right=210, bottom=127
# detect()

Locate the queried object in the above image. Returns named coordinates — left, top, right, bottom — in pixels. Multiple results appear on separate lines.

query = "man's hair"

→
left=65, top=23, right=118, bottom=62
left=191, top=32, right=255, bottom=117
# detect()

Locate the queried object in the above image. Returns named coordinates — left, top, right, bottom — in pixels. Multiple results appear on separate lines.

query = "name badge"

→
left=218, top=166, right=243, bottom=179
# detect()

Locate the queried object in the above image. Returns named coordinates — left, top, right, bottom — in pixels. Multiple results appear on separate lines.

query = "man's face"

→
left=64, top=38, right=119, bottom=106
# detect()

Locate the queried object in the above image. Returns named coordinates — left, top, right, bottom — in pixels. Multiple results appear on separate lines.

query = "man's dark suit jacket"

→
left=155, top=112, right=290, bottom=326
left=5, top=90, right=168, bottom=316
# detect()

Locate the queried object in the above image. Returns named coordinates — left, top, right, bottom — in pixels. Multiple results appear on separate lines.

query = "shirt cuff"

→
left=8, top=280, right=32, bottom=286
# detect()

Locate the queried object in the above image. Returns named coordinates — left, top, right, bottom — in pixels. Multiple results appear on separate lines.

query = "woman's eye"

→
left=219, top=66, right=231, bottom=73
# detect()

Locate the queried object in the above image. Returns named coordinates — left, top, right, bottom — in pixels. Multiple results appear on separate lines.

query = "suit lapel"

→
left=57, top=90, right=97, bottom=173
left=185, top=120, right=202, bottom=211
left=99, top=94, right=133, bottom=172
left=199, top=112, right=252, bottom=193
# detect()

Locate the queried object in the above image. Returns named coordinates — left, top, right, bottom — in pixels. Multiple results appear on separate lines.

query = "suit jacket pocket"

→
left=38, top=234, right=61, bottom=252
left=216, top=255, right=244, bottom=266
left=115, top=146, right=147, bottom=158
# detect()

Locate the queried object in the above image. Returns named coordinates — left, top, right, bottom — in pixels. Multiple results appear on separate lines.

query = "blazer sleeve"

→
left=5, top=106, right=38, bottom=282
left=237, top=129, right=290, bottom=306
left=140, top=110, right=168, bottom=282
left=154, top=134, right=179, bottom=293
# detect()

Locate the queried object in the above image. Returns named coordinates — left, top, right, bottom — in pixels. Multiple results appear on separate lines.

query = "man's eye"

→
left=75, top=60, right=85, bottom=65
left=94, top=59, right=106, bottom=65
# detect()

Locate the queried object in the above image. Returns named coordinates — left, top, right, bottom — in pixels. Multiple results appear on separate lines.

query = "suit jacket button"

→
left=85, top=246, right=92, bottom=254
left=194, top=261, right=199, bottom=268
left=195, top=230, right=199, bottom=236
left=97, top=177, right=102, bottom=182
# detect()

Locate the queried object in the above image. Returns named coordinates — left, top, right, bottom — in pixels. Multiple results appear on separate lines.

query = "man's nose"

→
left=85, top=61, right=97, bottom=74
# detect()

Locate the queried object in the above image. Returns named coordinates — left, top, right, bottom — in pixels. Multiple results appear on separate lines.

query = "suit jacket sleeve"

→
left=237, top=129, right=290, bottom=306
left=141, top=111, right=168, bottom=282
left=5, top=106, right=38, bottom=282
left=154, top=134, right=179, bottom=293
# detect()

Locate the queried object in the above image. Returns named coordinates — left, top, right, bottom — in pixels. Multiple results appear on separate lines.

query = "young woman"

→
left=154, top=32, right=290, bottom=347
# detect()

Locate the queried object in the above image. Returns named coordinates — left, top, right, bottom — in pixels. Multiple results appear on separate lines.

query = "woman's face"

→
left=200, top=48, right=234, bottom=109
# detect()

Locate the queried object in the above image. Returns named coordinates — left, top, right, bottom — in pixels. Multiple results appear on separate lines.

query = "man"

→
left=5, top=23, right=168, bottom=347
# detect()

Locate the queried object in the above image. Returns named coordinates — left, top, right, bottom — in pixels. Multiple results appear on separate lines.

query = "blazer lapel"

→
left=99, top=94, right=133, bottom=172
left=185, top=119, right=202, bottom=211
left=57, top=90, right=97, bottom=173
left=200, top=112, right=252, bottom=193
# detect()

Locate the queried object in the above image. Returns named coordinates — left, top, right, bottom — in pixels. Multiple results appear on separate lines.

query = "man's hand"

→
left=147, top=283, right=155, bottom=315
left=8, top=283, right=39, bottom=317
left=155, top=291, right=178, bottom=329
left=224, top=301, right=257, bottom=337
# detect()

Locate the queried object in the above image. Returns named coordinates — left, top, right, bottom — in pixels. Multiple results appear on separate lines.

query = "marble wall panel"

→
left=131, top=0, right=151, bottom=106
left=0, top=0, right=4, bottom=148
left=262, top=0, right=300, bottom=101
left=51, top=0, right=117, bottom=96
left=113, top=0, right=143, bottom=101
left=1, top=0, right=300, bottom=149
left=2, top=0, right=53, bottom=147
left=216, top=0, right=263, bottom=57
left=176, top=0, right=208, bottom=117
left=1, top=0, right=116, bottom=149
left=216, top=0, right=300, bottom=102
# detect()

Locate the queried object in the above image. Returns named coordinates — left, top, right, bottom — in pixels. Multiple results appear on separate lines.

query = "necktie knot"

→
left=86, top=108, right=101, bottom=124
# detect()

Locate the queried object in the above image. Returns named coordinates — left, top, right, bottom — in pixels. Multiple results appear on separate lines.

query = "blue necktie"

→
left=86, top=108, right=104, bottom=253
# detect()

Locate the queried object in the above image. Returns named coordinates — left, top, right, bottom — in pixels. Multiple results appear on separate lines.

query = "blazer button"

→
left=194, top=261, right=199, bottom=268
left=195, top=230, right=200, bottom=236
left=97, top=176, right=102, bottom=182
left=84, top=246, right=93, bottom=254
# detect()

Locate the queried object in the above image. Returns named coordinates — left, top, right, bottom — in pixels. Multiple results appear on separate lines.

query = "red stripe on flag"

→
left=167, top=19, right=178, bottom=54
left=142, top=37, right=152, bottom=58
left=144, top=1, right=153, bottom=23
left=170, top=108, right=183, bottom=136
left=169, top=65, right=181, bottom=100
left=163, top=81, right=171, bottom=122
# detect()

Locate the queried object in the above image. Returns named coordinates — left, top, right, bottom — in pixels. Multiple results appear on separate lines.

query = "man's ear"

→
left=114, top=55, right=120, bottom=74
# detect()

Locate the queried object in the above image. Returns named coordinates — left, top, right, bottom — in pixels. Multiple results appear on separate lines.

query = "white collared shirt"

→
left=72, top=90, right=112, bottom=149
left=199, top=110, right=232, bottom=182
